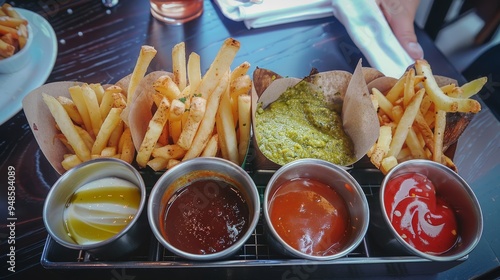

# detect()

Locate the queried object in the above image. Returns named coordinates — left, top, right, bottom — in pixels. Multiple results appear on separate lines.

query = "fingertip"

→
left=407, top=42, right=424, bottom=60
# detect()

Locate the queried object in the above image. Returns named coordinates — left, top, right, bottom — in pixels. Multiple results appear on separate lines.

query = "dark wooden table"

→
left=1, top=1, right=499, bottom=279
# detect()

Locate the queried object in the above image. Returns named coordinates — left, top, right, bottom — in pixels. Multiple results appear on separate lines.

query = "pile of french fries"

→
left=368, top=59, right=485, bottom=174
left=42, top=83, right=134, bottom=171
left=0, top=4, right=29, bottom=59
left=43, top=38, right=252, bottom=172
left=137, top=38, right=252, bottom=171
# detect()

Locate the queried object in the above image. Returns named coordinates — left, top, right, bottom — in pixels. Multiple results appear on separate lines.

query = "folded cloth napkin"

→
left=331, top=0, right=414, bottom=78
left=215, top=0, right=413, bottom=78
left=214, top=0, right=333, bottom=29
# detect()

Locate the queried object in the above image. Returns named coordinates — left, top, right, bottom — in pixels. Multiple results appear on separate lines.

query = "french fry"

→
left=237, top=94, right=251, bottom=165
left=82, top=84, right=103, bottom=137
left=216, top=87, right=239, bottom=164
left=152, top=144, right=186, bottom=160
left=387, top=88, right=425, bottom=157
left=187, top=52, right=202, bottom=93
left=381, top=156, right=398, bottom=175
left=147, top=157, right=168, bottom=172
left=201, top=134, right=219, bottom=157
left=99, top=85, right=122, bottom=118
left=177, top=97, right=206, bottom=150
left=230, top=61, right=251, bottom=81
left=370, top=125, right=392, bottom=168
left=403, top=68, right=415, bottom=107
left=172, top=42, right=187, bottom=91
left=433, top=110, right=446, bottom=163
left=127, top=45, right=157, bottom=104
left=42, top=93, right=91, bottom=162
left=415, top=60, right=481, bottom=113
left=372, top=88, right=394, bottom=120
left=74, top=125, right=95, bottom=151
left=119, top=127, right=135, bottom=164
left=195, top=38, right=240, bottom=99
left=167, top=159, right=181, bottom=169
left=183, top=72, right=229, bottom=160
left=458, top=77, right=487, bottom=99
left=100, top=147, right=117, bottom=157
left=57, top=96, right=83, bottom=125
left=89, top=83, right=105, bottom=104
left=385, top=71, right=407, bottom=103
left=91, top=107, right=123, bottom=155
left=136, top=97, right=170, bottom=167
left=108, top=119, right=124, bottom=148
left=154, top=75, right=181, bottom=101
left=61, top=154, right=83, bottom=171
left=69, top=85, right=94, bottom=138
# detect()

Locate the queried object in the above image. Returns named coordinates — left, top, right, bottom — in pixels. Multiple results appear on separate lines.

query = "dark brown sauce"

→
left=161, top=178, right=250, bottom=255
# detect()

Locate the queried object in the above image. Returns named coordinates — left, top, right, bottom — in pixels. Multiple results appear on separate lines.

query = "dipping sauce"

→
left=161, top=178, right=250, bottom=255
left=268, top=178, right=350, bottom=256
left=63, top=177, right=141, bottom=245
left=384, top=173, right=458, bottom=254
left=255, top=80, right=355, bottom=166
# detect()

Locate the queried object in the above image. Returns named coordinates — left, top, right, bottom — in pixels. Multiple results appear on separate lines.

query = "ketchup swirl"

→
left=384, top=173, right=458, bottom=254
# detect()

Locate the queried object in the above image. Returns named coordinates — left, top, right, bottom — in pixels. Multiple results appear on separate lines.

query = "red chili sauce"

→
left=268, top=178, right=350, bottom=256
left=161, top=178, right=249, bottom=255
left=384, top=173, right=458, bottom=254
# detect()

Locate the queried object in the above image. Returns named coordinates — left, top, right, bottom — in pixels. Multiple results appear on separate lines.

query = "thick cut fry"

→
left=127, top=45, right=157, bottom=104
left=119, top=127, right=135, bottom=164
left=91, top=108, right=123, bottom=155
left=201, top=134, right=219, bottom=157
left=195, top=38, right=240, bottom=99
left=372, top=88, right=394, bottom=120
left=100, top=147, right=117, bottom=157
left=217, top=88, right=239, bottom=164
left=42, top=93, right=91, bottom=161
left=154, top=75, right=181, bottom=101
left=82, top=84, right=103, bottom=137
left=167, top=159, right=181, bottom=169
left=237, top=94, right=251, bottom=165
left=381, top=156, right=398, bottom=175
left=387, top=88, right=425, bottom=157
left=0, top=38, right=15, bottom=58
left=415, top=60, right=481, bottom=113
left=136, top=98, right=170, bottom=167
left=108, top=120, right=124, bottom=148
left=69, top=85, right=94, bottom=138
left=57, top=96, right=83, bottom=125
left=61, top=154, right=83, bottom=171
left=147, top=157, right=168, bottom=172
left=172, top=42, right=187, bottom=91
left=99, top=85, right=122, bottom=118
left=74, top=125, right=94, bottom=151
left=183, top=73, right=229, bottom=160
left=152, top=144, right=186, bottom=160
left=112, top=92, right=127, bottom=109
left=433, top=110, right=446, bottom=163
left=89, top=83, right=105, bottom=104
left=187, top=52, right=202, bottom=94
left=230, top=61, right=251, bottom=81
left=177, top=97, right=206, bottom=150
left=370, top=125, right=392, bottom=168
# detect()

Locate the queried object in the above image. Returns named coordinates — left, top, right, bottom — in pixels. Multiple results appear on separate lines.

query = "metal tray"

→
left=40, top=150, right=466, bottom=278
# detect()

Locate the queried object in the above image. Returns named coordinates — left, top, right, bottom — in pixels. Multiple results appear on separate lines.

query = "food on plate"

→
left=383, top=172, right=458, bottom=254
left=129, top=38, right=252, bottom=171
left=252, top=60, right=380, bottom=168
left=268, top=177, right=350, bottom=256
left=0, top=3, right=29, bottom=59
left=367, top=59, right=485, bottom=174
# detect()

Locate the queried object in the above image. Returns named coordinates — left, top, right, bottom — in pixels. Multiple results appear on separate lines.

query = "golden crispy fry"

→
left=69, top=85, right=94, bottom=138
left=99, top=86, right=122, bottom=118
left=372, top=88, right=394, bottom=120
left=415, top=60, right=481, bottom=113
left=57, top=96, right=83, bottom=125
left=370, top=125, right=392, bottom=168
left=152, top=144, right=186, bottom=160
left=237, top=94, right=251, bottom=165
left=61, top=154, right=83, bottom=171
left=387, top=88, right=425, bottom=157
left=127, top=45, right=157, bottom=104
left=172, top=42, right=187, bottom=91
left=183, top=72, right=229, bottom=160
left=403, top=68, right=415, bottom=107
left=154, top=75, right=181, bottom=101
left=91, top=107, right=123, bottom=155
left=201, top=134, right=219, bottom=157
left=177, top=96, right=206, bottom=150
left=81, top=84, right=103, bottom=137
left=119, top=127, right=135, bottom=164
left=136, top=97, right=170, bottom=167
left=187, top=52, right=202, bottom=95
left=216, top=88, right=239, bottom=164
left=100, top=147, right=117, bottom=157
left=195, top=38, right=240, bottom=99
left=108, top=120, right=124, bottom=148
left=89, top=83, right=105, bottom=104
left=42, top=93, right=91, bottom=162
left=433, top=110, right=446, bottom=163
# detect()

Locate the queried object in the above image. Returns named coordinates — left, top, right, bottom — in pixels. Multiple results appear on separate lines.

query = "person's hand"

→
left=377, top=0, right=424, bottom=60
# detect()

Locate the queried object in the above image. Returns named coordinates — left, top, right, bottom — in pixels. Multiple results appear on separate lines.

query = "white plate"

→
left=0, top=8, right=57, bottom=125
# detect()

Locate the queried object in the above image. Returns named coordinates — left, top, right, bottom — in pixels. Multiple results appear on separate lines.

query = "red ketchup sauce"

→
left=384, top=173, right=458, bottom=254
left=268, top=178, right=350, bottom=256
left=161, top=178, right=249, bottom=255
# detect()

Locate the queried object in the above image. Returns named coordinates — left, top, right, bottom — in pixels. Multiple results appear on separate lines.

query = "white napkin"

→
left=214, top=0, right=333, bottom=29
left=331, top=0, right=414, bottom=78
left=214, top=0, right=413, bottom=78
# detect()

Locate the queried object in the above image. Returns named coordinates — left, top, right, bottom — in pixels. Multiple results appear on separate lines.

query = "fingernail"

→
left=407, top=42, right=424, bottom=60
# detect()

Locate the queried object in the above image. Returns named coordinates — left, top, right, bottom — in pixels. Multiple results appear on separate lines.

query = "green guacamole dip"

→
left=255, top=81, right=355, bottom=166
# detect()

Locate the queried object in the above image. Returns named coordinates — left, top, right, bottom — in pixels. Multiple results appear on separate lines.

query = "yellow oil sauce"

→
left=63, top=177, right=141, bottom=245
